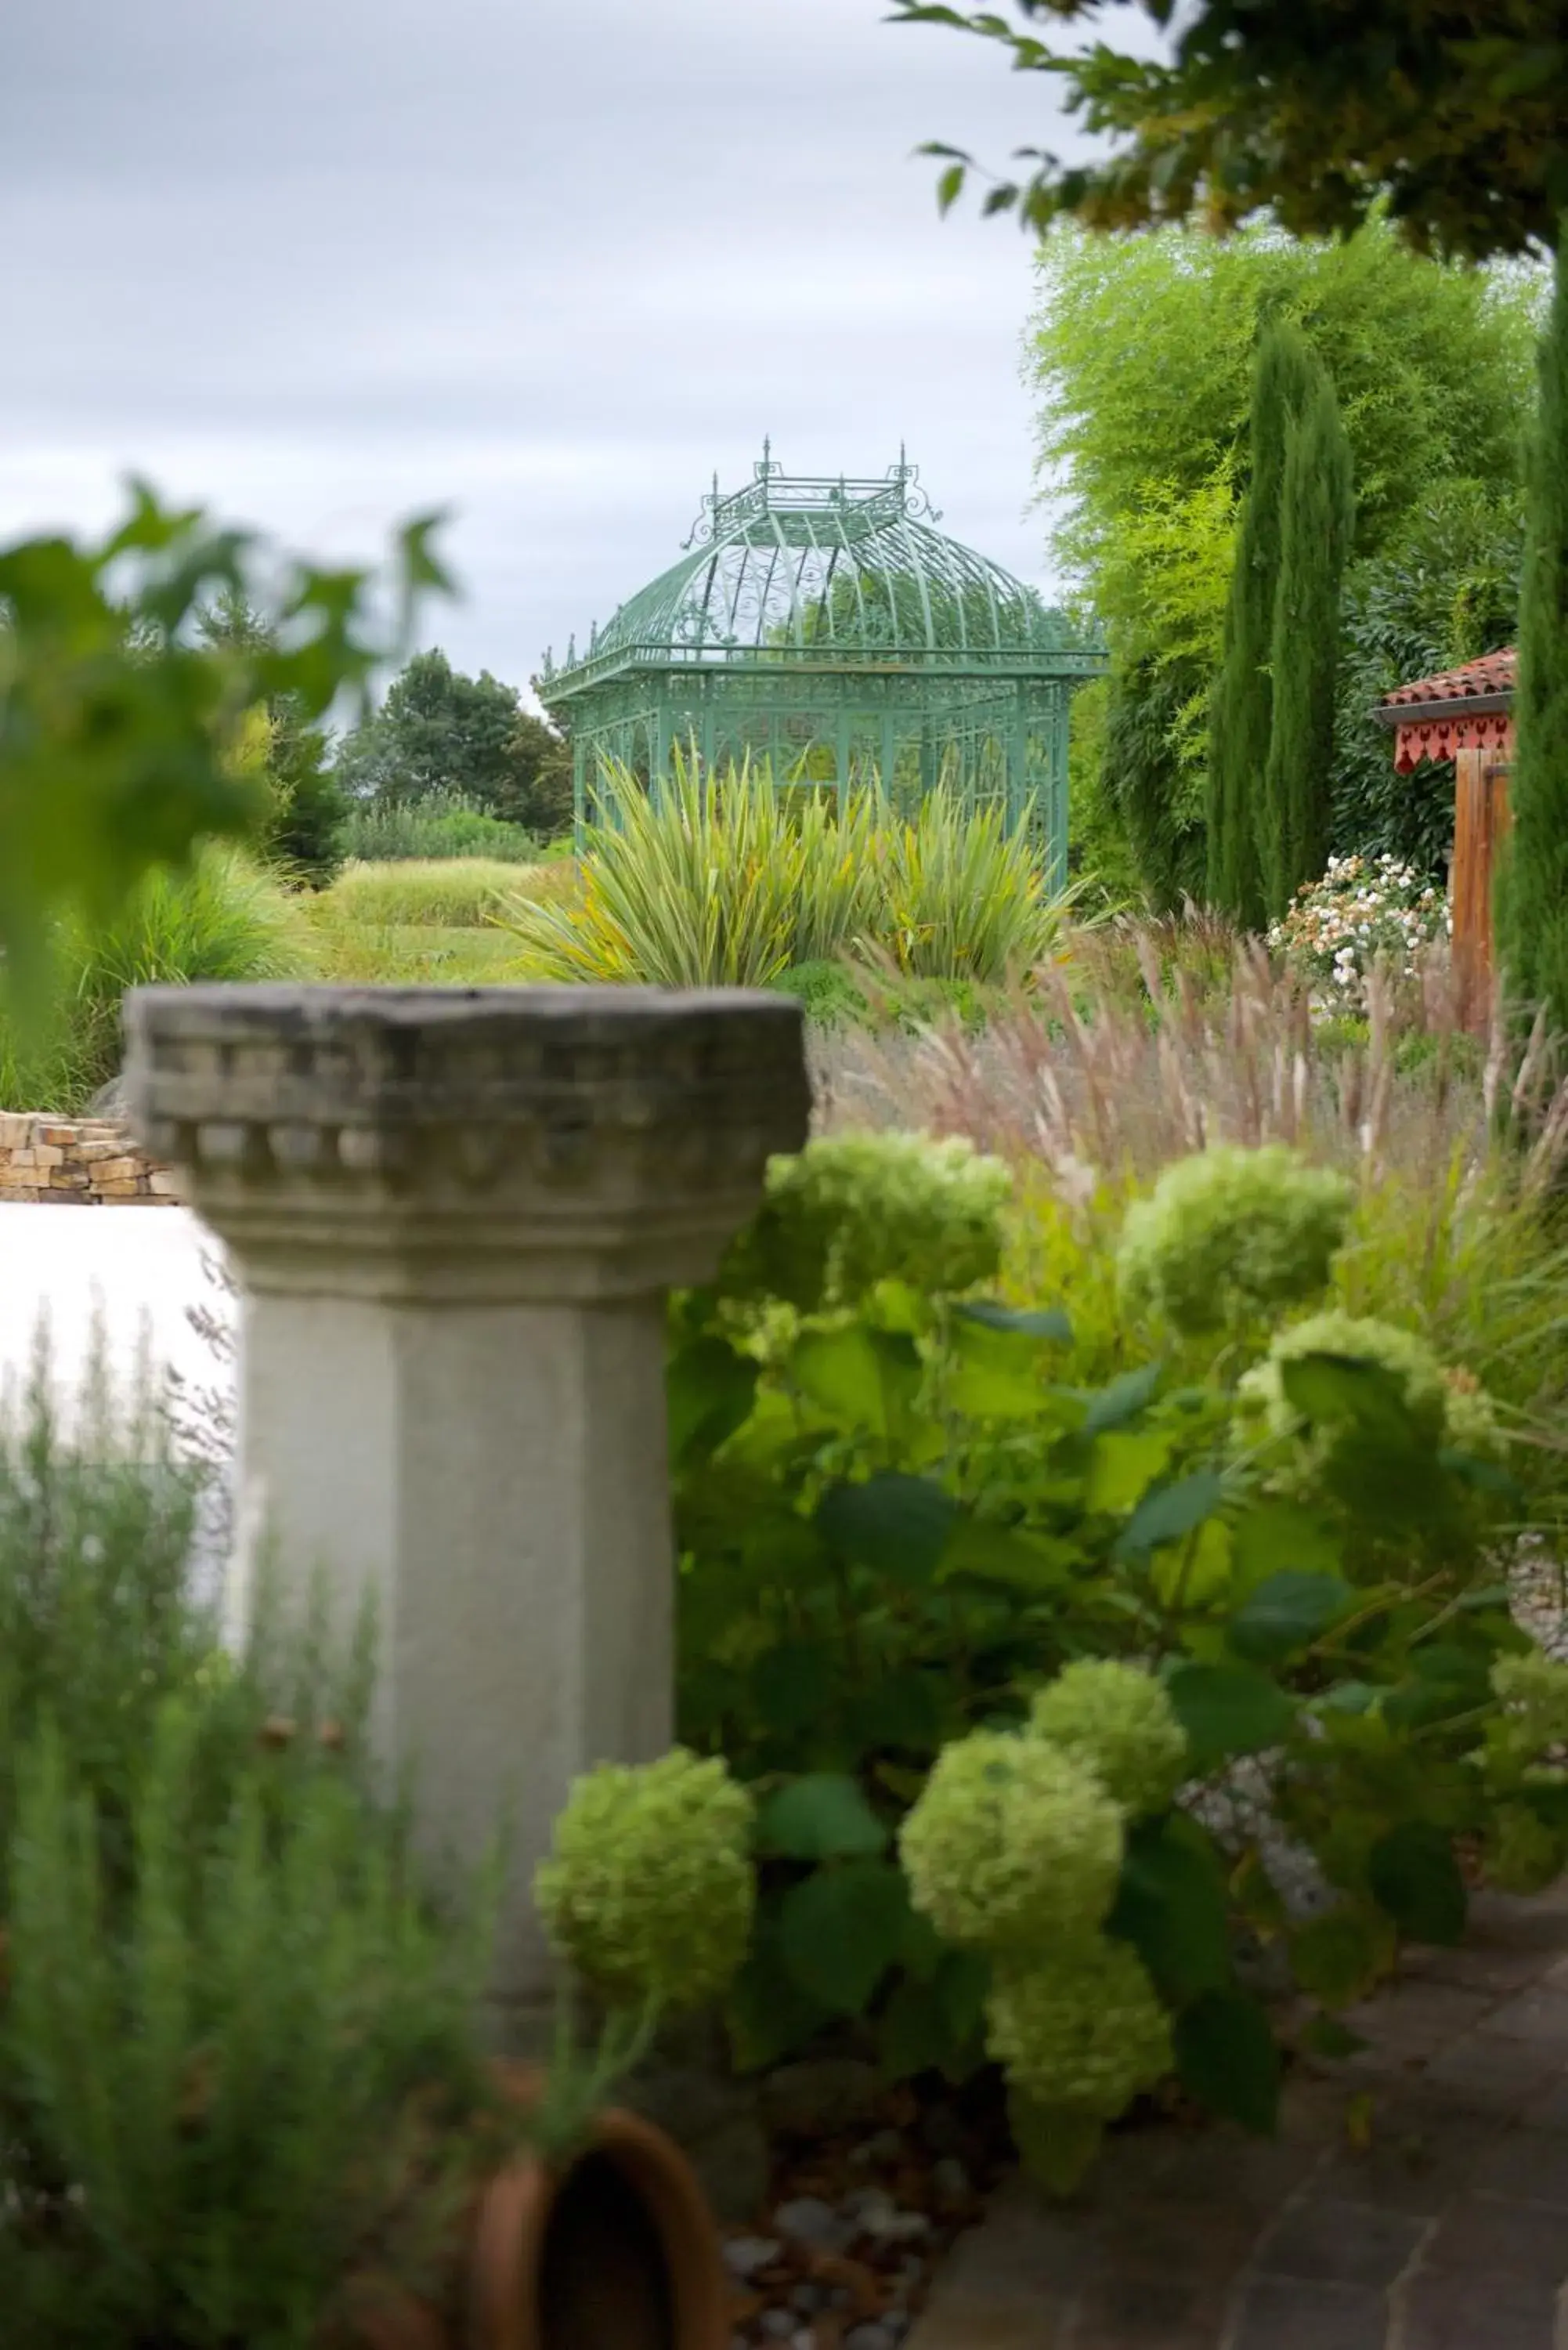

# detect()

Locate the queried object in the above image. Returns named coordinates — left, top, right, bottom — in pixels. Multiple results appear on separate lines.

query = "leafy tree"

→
left=1498, top=240, right=1568, bottom=1030
left=0, top=488, right=444, bottom=1009
left=197, top=591, right=347, bottom=886
left=1209, top=324, right=1316, bottom=926
left=1101, top=658, right=1201, bottom=910
left=335, top=648, right=572, bottom=837
left=1029, top=221, right=1538, bottom=900
left=1263, top=363, right=1356, bottom=916
left=891, top=1, right=1568, bottom=261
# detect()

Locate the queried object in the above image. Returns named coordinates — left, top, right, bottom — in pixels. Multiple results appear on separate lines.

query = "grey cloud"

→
left=1, top=0, right=1087, bottom=692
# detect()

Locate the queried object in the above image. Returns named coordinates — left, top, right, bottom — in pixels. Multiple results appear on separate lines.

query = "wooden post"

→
left=1451, top=747, right=1512, bottom=1029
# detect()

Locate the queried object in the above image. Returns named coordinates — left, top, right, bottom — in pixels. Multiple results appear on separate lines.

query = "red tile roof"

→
left=1381, top=649, right=1516, bottom=708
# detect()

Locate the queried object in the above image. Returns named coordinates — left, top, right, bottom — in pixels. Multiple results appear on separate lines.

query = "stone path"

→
left=907, top=1884, right=1568, bottom=2349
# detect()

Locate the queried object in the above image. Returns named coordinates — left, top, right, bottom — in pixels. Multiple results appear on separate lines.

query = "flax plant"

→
left=497, top=754, right=1076, bottom=990
left=497, top=754, right=878, bottom=989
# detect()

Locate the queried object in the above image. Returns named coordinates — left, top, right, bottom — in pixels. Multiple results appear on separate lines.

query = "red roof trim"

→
left=1382, top=649, right=1516, bottom=709
left=1393, top=711, right=1515, bottom=773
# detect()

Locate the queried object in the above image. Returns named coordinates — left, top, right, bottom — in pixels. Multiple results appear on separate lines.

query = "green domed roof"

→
left=541, top=450, right=1098, bottom=692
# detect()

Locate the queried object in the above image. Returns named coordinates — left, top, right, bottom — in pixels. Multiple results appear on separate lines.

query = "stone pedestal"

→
left=123, top=985, right=808, bottom=2020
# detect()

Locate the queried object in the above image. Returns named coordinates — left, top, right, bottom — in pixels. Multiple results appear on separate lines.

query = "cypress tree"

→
left=1497, top=235, right=1568, bottom=1033
left=1207, top=322, right=1315, bottom=928
left=1260, top=369, right=1356, bottom=918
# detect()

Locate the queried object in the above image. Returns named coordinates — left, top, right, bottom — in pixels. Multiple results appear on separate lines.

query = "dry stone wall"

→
left=0, top=1114, right=179, bottom=1204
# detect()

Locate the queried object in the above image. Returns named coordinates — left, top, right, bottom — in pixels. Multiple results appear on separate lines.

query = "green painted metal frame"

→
left=537, top=450, right=1104, bottom=885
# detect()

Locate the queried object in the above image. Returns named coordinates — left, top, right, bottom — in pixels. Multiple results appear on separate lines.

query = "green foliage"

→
left=533, top=1750, right=755, bottom=2013
left=335, top=648, right=571, bottom=836
left=1209, top=323, right=1316, bottom=926
left=1117, top=1145, right=1353, bottom=1336
left=1027, top=221, right=1539, bottom=902
left=1264, top=364, right=1356, bottom=915
left=0, top=845, right=316, bottom=1113
left=320, top=856, right=540, bottom=931
left=303, top=919, right=526, bottom=989
left=196, top=589, right=347, bottom=887
left=677, top=1123, right=1553, bottom=2178
left=1065, top=675, right=1142, bottom=907
left=892, top=0, right=1568, bottom=262
left=1029, top=1660, right=1188, bottom=1816
left=0, top=485, right=448, bottom=1012
left=498, top=758, right=1075, bottom=990
left=0, top=1350, right=508, bottom=2347
left=1498, top=239, right=1568, bottom=1035
left=335, top=788, right=541, bottom=864
left=504, top=756, right=877, bottom=988
left=5, top=1708, right=498, bottom=2350
left=0, top=1348, right=218, bottom=1900
left=1101, top=656, right=1205, bottom=909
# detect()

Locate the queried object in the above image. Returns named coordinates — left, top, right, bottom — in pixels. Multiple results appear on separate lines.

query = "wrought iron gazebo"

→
left=536, top=447, right=1104, bottom=884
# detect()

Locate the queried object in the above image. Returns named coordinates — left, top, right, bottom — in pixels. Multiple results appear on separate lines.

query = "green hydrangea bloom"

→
left=1117, top=1145, right=1352, bottom=1335
left=1242, top=1312, right=1498, bottom=1457
left=1484, top=1801, right=1568, bottom=1896
left=721, top=1133, right=1012, bottom=1314
left=534, top=1750, right=754, bottom=2010
left=899, top=1730, right=1124, bottom=1953
left=1488, top=1652, right=1568, bottom=1768
left=1029, top=1661, right=1189, bottom=1817
left=985, top=1940, right=1172, bottom=2119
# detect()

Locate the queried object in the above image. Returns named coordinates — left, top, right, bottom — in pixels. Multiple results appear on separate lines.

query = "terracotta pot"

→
left=472, top=2070, right=730, bottom=2350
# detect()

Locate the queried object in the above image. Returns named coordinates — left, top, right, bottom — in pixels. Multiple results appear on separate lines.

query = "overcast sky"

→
left=0, top=0, right=1097, bottom=704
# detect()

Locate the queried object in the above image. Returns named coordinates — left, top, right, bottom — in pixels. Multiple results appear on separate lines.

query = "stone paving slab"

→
left=906, top=1885, right=1568, bottom=2349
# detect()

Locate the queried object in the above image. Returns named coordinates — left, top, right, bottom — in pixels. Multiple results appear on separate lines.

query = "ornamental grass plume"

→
left=1116, top=1143, right=1352, bottom=1335
left=534, top=1749, right=754, bottom=2012
left=1029, top=1660, right=1188, bottom=1817
left=898, top=1730, right=1123, bottom=1954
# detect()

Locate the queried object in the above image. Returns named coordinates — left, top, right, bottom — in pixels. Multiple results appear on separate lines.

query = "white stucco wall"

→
left=0, top=1203, right=229, bottom=1423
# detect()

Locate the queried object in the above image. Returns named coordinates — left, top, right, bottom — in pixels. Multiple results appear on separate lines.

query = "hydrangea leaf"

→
left=1165, top=1662, right=1296, bottom=1770
left=1175, top=1988, right=1280, bottom=2134
left=756, top=1773, right=889, bottom=1861
left=1108, top=1817, right=1230, bottom=2003
left=1082, top=1361, right=1163, bottom=1434
left=778, top=1859, right=912, bottom=2016
left=815, top=1473, right=957, bottom=1585
left=1230, top=1502, right=1342, bottom=1593
left=666, top=1336, right=758, bottom=1467
left=1368, top=1823, right=1467, bottom=1946
left=1226, top=1571, right=1356, bottom=1663
left=1115, top=1469, right=1226, bottom=1560
left=788, top=1325, right=920, bottom=1437
left=954, top=1302, right=1073, bottom=1341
